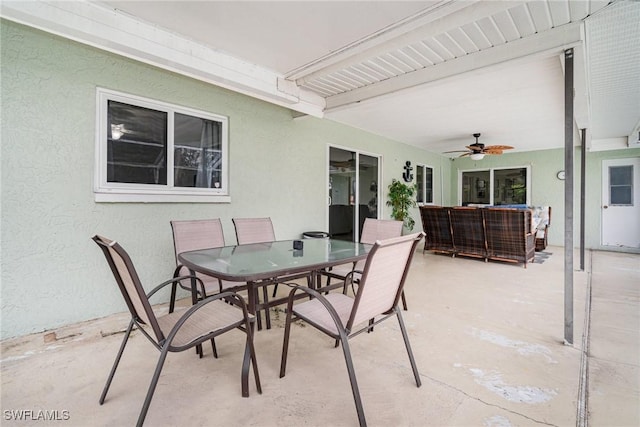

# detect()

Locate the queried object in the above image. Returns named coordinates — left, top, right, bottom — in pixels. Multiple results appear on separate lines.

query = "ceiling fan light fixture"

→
left=444, top=133, right=512, bottom=159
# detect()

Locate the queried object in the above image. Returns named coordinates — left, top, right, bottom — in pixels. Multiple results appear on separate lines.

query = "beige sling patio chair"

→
left=171, top=218, right=251, bottom=357
left=279, top=232, right=424, bottom=427
left=323, top=218, right=408, bottom=310
left=232, top=217, right=311, bottom=329
left=93, top=235, right=261, bottom=427
left=170, top=218, right=248, bottom=309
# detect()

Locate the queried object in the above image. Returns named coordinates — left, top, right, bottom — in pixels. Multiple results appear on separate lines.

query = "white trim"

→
left=95, top=193, right=231, bottom=204
left=0, top=0, right=325, bottom=117
left=415, top=163, right=435, bottom=205
left=325, top=22, right=584, bottom=112
left=287, top=0, right=486, bottom=81
left=94, top=88, right=229, bottom=202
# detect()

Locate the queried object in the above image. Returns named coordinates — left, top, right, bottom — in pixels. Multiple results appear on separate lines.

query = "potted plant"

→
left=386, top=179, right=417, bottom=231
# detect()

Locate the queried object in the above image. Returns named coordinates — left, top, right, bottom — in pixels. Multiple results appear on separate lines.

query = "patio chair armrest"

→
left=164, top=291, right=253, bottom=347
left=285, top=285, right=347, bottom=335
left=322, top=261, right=356, bottom=274
left=173, top=264, right=191, bottom=278
left=147, top=275, right=204, bottom=299
left=342, top=269, right=363, bottom=294
left=174, top=264, right=209, bottom=295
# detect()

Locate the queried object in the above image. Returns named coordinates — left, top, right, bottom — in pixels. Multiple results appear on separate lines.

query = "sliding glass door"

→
left=328, top=147, right=380, bottom=242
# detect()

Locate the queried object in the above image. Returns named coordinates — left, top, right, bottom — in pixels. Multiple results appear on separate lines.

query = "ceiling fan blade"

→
left=333, top=161, right=353, bottom=167
left=483, top=149, right=504, bottom=155
left=448, top=137, right=515, bottom=157
left=485, top=145, right=514, bottom=150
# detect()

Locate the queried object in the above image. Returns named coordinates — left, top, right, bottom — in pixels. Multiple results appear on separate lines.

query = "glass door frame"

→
left=327, top=144, right=382, bottom=243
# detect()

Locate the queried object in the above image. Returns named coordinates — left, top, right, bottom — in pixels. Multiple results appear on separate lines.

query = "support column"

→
left=564, top=48, right=574, bottom=345
left=580, top=128, right=586, bottom=271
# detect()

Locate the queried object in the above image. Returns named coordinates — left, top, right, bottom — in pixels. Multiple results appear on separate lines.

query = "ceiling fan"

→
left=332, top=153, right=356, bottom=168
left=445, top=133, right=514, bottom=160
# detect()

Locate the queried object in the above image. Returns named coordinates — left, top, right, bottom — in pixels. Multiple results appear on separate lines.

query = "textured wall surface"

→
left=450, top=147, right=640, bottom=248
left=0, top=20, right=445, bottom=339
left=2, top=20, right=637, bottom=339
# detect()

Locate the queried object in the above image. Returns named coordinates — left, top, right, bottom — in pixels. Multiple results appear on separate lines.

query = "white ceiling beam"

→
left=572, top=38, right=591, bottom=131
left=628, top=118, right=640, bottom=147
left=0, top=0, right=325, bottom=117
left=325, top=21, right=585, bottom=112
left=291, top=0, right=526, bottom=84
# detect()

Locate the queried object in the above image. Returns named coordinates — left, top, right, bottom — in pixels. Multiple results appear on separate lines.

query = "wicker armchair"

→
left=419, top=206, right=455, bottom=255
left=449, top=207, right=487, bottom=260
left=483, top=208, right=535, bottom=267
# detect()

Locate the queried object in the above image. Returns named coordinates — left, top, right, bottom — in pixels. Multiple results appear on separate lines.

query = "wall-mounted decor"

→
left=403, top=161, right=414, bottom=182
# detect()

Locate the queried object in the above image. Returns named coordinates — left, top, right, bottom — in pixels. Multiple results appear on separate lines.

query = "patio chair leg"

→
left=100, top=320, right=134, bottom=405
left=242, top=319, right=262, bottom=396
left=211, top=338, right=218, bottom=359
left=252, top=287, right=263, bottom=331
left=196, top=343, right=203, bottom=358
left=339, top=335, right=367, bottom=427
left=136, top=346, right=170, bottom=427
left=401, top=290, right=408, bottom=311
left=263, top=285, right=272, bottom=330
left=395, top=308, right=421, bottom=387
left=169, top=282, right=177, bottom=314
left=279, top=302, right=295, bottom=378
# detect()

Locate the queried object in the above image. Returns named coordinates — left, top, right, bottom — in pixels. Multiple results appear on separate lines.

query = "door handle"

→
left=603, top=205, right=608, bottom=209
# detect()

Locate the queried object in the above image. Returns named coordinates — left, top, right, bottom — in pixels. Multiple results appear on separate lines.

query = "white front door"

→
left=601, top=158, right=640, bottom=248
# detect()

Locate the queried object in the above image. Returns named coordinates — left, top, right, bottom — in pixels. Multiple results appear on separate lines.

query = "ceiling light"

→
left=111, top=124, right=125, bottom=140
left=470, top=153, right=485, bottom=161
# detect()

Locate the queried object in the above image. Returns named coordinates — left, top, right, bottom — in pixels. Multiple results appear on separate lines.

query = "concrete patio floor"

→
left=1, top=247, right=638, bottom=426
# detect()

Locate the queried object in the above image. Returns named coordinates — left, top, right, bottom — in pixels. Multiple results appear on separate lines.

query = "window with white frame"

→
left=416, top=164, right=433, bottom=204
left=95, top=89, right=229, bottom=202
left=460, top=166, right=530, bottom=206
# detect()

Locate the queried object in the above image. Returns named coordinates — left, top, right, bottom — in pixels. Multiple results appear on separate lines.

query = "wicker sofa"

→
left=420, top=205, right=539, bottom=267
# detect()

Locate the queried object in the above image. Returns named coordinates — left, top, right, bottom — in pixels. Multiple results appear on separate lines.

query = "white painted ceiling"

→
left=3, top=0, right=638, bottom=156
left=103, top=1, right=436, bottom=75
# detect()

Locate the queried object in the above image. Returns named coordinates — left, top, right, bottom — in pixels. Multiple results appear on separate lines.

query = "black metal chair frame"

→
left=93, top=235, right=261, bottom=427
left=232, top=217, right=311, bottom=330
left=279, top=233, right=423, bottom=427
left=320, top=218, right=409, bottom=310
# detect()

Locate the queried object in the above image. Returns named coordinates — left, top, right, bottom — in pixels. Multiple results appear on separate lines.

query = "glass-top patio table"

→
left=178, top=239, right=372, bottom=329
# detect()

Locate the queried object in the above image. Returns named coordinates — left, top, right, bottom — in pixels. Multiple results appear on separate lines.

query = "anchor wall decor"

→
left=402, top=161, right=413, bottom=183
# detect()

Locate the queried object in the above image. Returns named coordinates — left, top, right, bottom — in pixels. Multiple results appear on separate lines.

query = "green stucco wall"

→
left=0, top=20, right=447, bottom=339
left=450, top=147, right=640, bottom=248
left=2, top=20, right=638, bottom=339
